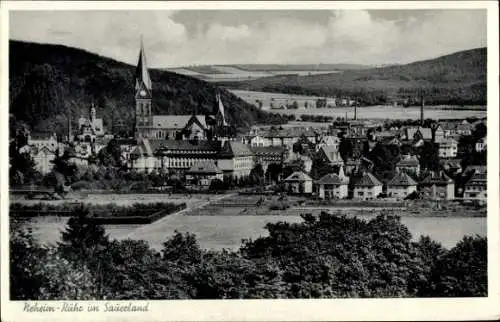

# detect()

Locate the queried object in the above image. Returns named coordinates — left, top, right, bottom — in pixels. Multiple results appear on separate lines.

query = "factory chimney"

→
left=420, top=93, right=425, bottom=126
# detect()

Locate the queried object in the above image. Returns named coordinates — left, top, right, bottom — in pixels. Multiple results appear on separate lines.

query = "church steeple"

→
left=134, top=36, right=153, bottom=138
left=135, top=35, right=152, bottom=97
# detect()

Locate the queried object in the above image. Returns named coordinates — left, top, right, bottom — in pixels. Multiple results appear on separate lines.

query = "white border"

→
left=1, top=1, right=499, bottom=321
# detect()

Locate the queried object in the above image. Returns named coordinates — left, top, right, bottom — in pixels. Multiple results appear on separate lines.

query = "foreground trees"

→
left=10, top=210, right=487, bottom=300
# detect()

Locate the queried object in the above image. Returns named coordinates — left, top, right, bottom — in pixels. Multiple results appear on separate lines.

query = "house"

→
left=283, top=171, right=313, bottom=194
left=463, top=165, right=487, bottom=176
left=251, top=146, right=287, bottom=173
left=435, top=137, right=458, bottom=158
left=441, top=159, right=462, bottom=175
left=315, top=135, right=340, bottom=152
left=129, top=139, right=163, bottom=173
left=404, top=127, right=433, bottom=142
left=419, top=171, right=455, bottom=200
left=475, top=137, right=487, bottom=152
left=387, top=171, right=418, bottom=199
left=456, top=122, right=473, bottom=136
left=315, top=167, right=349, bottom=199
left=396, top=154, right=420, bottom=176
left=463, top=173, right=487, bottom=203
left=77, top=103, right=105, bottom=142
left=26, top=132, right=59, bottom=151
left=248, top=135, right=271, bottom=147
left=18, top=145, right=56, bottom=174
left=432, top=124, right=445, bottom=142
left=185, top=161, right=223, bottom=188
left=352, top=172, right=383, bottom=200
left=286, top=153, right=313, bottom=173
left=317, top=146, right=343, bottom=167
left=217, top=141, right=254, bottom=178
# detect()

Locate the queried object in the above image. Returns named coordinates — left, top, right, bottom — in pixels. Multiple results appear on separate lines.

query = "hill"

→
left=221, top=48, right=487, bottom=106
left=9, top=40, right=288, bottom=136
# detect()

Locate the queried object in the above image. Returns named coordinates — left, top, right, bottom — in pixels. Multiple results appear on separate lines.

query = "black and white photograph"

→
left=1, top=1, right=498, bottom=321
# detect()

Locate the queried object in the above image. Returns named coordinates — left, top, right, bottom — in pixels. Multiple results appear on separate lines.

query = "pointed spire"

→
left=136, top=35, right=152, bottom=93
left=216, top=92, right=228, bottom=126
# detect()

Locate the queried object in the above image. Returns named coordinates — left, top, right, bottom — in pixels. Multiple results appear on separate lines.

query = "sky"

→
left=9, top=9, right=487, bottom=67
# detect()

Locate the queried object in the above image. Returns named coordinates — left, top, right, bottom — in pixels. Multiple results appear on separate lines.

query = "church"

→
left=127, top=39, right=254, bottom=177
left=133, top=39, right=228, bottom=141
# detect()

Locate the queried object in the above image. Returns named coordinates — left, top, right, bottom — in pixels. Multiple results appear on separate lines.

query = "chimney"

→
left=354, top=103, right=357, bottom=121
left=420, top=93, right=425, bottom=126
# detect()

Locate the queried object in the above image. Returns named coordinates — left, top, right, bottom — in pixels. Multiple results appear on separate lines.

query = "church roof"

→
left=387, top=172, right=417, bottom=187
left=152, top=115, right=207, bottom=130
left=135, top=38, right=152, bottom=93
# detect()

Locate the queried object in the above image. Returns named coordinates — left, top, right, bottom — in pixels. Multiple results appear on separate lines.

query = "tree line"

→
left=11, top=209, right=486, bottom=300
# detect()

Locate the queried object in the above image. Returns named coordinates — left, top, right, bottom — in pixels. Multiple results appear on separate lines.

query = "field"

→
left=166, top=66, right=342, bottom=83
left=18, top=194, right=487, bottom=251
left=228, top=89, right=487, bottom=120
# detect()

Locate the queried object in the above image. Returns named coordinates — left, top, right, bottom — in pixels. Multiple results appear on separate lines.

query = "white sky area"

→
left=9, top=9, right=486, bottom=67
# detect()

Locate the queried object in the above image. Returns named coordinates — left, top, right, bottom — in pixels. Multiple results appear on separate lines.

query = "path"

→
left=124, top=192, right=237, bottom=240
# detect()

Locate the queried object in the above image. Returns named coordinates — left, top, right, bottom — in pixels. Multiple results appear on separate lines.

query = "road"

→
left=125, top=192, right=237, bottom=240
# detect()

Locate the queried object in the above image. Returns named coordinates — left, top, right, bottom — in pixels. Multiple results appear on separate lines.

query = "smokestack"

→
left=354, top=103, right=357, bottom=121
left=68, top=114, right=72, bottom=143
left=420, top=93, right=425, bottom=126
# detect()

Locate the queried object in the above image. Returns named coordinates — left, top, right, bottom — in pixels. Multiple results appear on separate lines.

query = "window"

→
left=357, top=191, right=364, bottom=196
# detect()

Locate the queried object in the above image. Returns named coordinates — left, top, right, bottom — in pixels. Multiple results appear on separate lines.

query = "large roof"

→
left=187, top=161, right=222, bottom=174
left=465, top=173, right=487, bottom=186
left=353, top=172, right=382, bottom=187
left=319, top=146, right=342, bottom=163
left=152, top=115, right=207, bottom=130
left=251, top=146, right=287, bottom=155
left=387, top=172, right=417, bottom=187
left=421, top=171, right=454, bottom=185
left=284, top=171, right=312, bottom=182
left=219, top=141, right=253, bottom=158
left=316, top=173, right=348, bottom=185
left=397, top=155, right=419, bottom=166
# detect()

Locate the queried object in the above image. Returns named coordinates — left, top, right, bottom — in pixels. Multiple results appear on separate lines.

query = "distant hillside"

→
left=221, top=48, right=487, bottom=106
left=229, top=63, right=372, bottom=72
left=9, top=40, right=287, bottom=136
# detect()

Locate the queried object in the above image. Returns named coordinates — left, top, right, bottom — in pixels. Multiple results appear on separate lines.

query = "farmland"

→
left=228, top=89, right=487, bottom=120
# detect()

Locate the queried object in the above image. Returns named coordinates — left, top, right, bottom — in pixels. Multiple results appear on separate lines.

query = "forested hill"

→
left=9, top=40, right=286, bottom=135
left=222, top=48, right=487, bottom=106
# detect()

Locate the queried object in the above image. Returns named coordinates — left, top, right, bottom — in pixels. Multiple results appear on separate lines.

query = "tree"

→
left=429, top=235, right=487, bottom=297
left=58, top=205, right=111, bottom=297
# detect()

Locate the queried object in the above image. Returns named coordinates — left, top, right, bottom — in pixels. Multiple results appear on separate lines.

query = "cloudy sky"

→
left=10, top=9, right=486, bottom=67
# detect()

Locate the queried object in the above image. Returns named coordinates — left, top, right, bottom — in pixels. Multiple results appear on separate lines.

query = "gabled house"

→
left=218, top=141, right=254, bottom=178
left=475, top=137, right=487, bottom=152
left=283, top=171, right=313, bottom=194
left=129, top=139, right=162, bottom=173
left=419, top=171, right=455, bottom=200
left=435, top=137, right=458, bottom=158
left=387, top=171, right=418, bottom=198
left=315, top=135, right=340, bottom=152
left=396, top=154, right=420, bottom=176
left=463, top=173, right=487, bottom=203
left=315, top=167, right=349, bottom=199
left=404, top=127, right=433, bottom=142
left=317, top=146, right=343, bottom=167
left=185, top=161, right=223, bottom=188
left=352, top=172, right=383, bottom=200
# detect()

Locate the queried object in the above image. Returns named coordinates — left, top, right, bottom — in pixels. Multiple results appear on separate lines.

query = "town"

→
left=10, top=40, right=487, bottom=205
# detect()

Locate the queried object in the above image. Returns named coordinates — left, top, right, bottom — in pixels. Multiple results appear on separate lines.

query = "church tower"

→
left=135, top=36, right=153, bottom=138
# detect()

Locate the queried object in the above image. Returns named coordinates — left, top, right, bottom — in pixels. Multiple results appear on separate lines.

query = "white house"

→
left=475, top=136, right=487, bottom=152
left=463, top=173, right=487, bottom=203
left=315, top=167, right=349, bottom=199
left=217, top=141, right=254, bottom=178
left=387, top=172, right=418, bottom=199
left=284, top=171, right=313, bottom=194
left=435, top=137, right=458, bottom=158
left=352, top=172, right=383, bottom=200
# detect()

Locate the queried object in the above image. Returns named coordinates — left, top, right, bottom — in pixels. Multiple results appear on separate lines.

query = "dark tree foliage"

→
left=417, top=141, right=440, bottom=171
left=9, top=40, right=287, bottom=135
left=11, top=212, right=487, bottom=300
left=367, top=143, right=401, bottom=183
left=429, top=235, right=487, bottom=297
